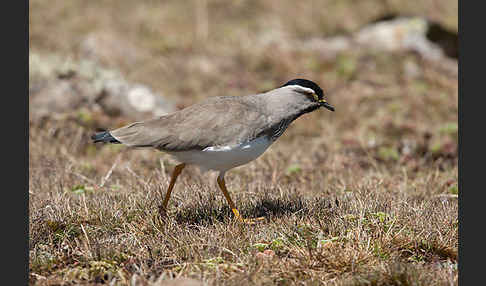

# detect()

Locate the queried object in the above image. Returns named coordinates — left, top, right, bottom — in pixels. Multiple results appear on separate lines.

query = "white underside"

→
left=166, top=136, right=273, bottom=172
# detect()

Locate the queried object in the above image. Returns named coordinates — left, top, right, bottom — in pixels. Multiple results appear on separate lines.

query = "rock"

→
left=354, top=17, right=444, bottom=60
left=30, top=81, right=87, bottom=119
left=29, top=52, right=176, bottom=121
left=297, top=16, right=456, bottom=62
left=96, top=81, right=174, bottom=118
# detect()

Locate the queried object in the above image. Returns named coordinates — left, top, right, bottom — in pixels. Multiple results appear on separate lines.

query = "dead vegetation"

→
left=29, top=0, right=457, bottom=285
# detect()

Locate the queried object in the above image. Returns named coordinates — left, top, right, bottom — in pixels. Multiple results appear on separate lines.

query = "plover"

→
left=92, top=79, right=334, bottom=222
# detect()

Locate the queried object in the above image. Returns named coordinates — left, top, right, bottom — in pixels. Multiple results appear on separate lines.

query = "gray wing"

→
left=109, top=96, right=270, bottom=151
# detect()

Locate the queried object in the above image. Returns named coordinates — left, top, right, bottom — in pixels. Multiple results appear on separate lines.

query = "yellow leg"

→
left=216, top=175, right=244, bottom=222
left=216, top=174, right=265, bottom=224
left=159, top=163, right=185, bottom=215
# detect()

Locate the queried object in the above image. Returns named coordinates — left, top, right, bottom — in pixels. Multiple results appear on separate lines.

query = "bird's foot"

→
left=231, top=208, right=265, bottom=224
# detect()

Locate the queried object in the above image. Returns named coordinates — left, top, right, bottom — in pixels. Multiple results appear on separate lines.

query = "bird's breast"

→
left=167, top=136, right=273, bottom=172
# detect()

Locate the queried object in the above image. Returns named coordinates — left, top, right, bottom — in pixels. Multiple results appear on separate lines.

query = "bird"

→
left=91, top=78, right=334, bottom=223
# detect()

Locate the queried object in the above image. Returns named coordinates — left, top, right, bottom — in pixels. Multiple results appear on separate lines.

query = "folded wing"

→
left=110, top=96, right=268, bottom=152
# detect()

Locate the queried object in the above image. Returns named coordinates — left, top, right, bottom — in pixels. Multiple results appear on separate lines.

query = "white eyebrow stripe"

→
left=284, top=85, right=315, bottom=95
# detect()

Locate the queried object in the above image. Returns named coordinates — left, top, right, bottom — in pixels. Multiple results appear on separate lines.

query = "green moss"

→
left=76, top=109, right=93, bottom=124
left=449, top=185, right=458, bottom=194
left=269, top=238, right=285, bottom=251
left=372, top=211, right=387, bottom=223
left=252, top=243, right=268, bottom=252
left=440, top=122, right=458, bottom=140
left=377, top=146, right=399, bottom=161
left=286, top=164, right=302, bottom=175
left=69, top=184, right=94, bottom=195
left=60, top=259, right=120, bottom=282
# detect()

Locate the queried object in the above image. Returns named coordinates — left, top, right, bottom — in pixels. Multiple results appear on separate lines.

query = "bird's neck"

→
left=256, top=88, right=320, bottom=140
left=260, top=87, right=319, bottom=121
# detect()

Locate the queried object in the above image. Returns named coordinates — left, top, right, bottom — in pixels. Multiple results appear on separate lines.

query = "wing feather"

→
left=110, top=96, right=269, bottom=151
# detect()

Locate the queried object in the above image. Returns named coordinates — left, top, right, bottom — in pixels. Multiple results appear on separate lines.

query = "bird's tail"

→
left=91, top=131, right=121, bottom=144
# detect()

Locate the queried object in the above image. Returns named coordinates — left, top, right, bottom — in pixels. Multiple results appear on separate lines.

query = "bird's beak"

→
left=319, top=99, right=335, bottom=112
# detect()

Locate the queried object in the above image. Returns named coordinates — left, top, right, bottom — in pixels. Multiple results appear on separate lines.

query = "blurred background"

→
left=29, top=0, right=457, bottom=123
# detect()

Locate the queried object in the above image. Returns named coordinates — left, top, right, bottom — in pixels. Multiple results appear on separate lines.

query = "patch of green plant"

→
left=439, top=122, right=458, bottom=135
left=76, top=109, right=93, bottom=124
left=45, top=220, right=81, bottom=243
left=252, top=243, right=268, bottom=252
left=372, top=243, right=390, bottom=260
left=407, top=253, right=426, bottom=263
left=318, top=237, right=339, bottom=248
left=69, top=184, right=94, bottom=195
left=107, top=143, right=124, bottom=152
left=440, top=122, right=458, bottom=140
left=252, top=238, right=288, bottom=254
left=110, top=184, right=122, bottom=191
left=412, top=80, right=430, bottom=94
left=430, top=141, right=443, bottom=154
left=336, top=53, right=356, bottom=78
left=60, top=259, right=120, bottom=282
left=201, top=257, right=225, bottom=269
left=343, top=214, right=357, bottom=221
left=386, top=102, right=402, bottom=114
left=269, top=238, right=285, bottom=251
left=449, top=185, right=458, bottom=194
left=377, top=146, right=399, bottom=161
left=103, top=251, right=132, bottom=265
left=372, top=212, right=387, bottom=223
left=286, top=164, right=302, bottom=175
left=85, top=144, right=98, bottom=157
left=304, top=56, right=323, bottom=72
left=80, top=161, right=94, bottom=172
left=56, top=224, right=81, bottom=243
left=282, top=227, right=310, bottom=248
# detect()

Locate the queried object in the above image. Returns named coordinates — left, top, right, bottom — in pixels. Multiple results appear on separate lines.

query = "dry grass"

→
left=29, top=1, right=457, bottom=285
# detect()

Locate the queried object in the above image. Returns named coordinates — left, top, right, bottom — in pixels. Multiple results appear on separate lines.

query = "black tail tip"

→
left=91, top=131, right=121, bottom=144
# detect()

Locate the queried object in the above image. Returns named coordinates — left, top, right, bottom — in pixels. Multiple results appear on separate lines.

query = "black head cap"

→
left=282, top=78, right=324, bottom=101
